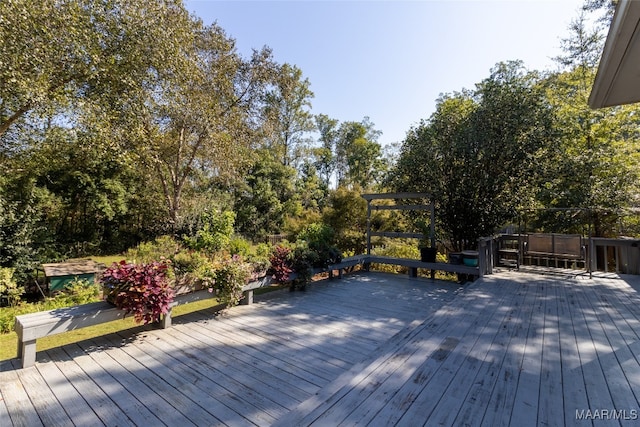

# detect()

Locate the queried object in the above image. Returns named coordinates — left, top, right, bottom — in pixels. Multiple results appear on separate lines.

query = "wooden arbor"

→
left=361, top=192, right=435, bottom=255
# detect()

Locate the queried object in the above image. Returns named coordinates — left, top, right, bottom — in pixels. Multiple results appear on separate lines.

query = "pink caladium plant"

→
left=101, top=260, right=174, bottom=324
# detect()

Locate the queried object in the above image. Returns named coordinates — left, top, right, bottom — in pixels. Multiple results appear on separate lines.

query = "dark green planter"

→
left=420, top=247, right=437, bottom=263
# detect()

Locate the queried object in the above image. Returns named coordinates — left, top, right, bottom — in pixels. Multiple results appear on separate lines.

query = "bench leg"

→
left=20, top=339, right=37, bottom=368
left=160, top=310, right=172, bottom=329
left=409, top=267, right=417, bottom=278
left=241, top=289, right=253, bottom=305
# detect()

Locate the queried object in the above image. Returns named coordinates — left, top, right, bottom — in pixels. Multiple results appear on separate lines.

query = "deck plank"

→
left=0, top=360, right=45, bottom=427
left=555, top=275, right=591, bottom=427
left=15, top=361, right=74, bottom=427
left=381, top=281, right=517, bottom=426
left=61, top=341, right=165, bottom=426
left=33, top=355, right=105, bottom=426
left=473, top=275, right=541, bottom=427
left=2, top=271, right=640, bottom=426
left=574, top=281, right=640, bottom=423
left=508, top=277, right=546, bottom=427
left=447, top=278, right=532, bottom=426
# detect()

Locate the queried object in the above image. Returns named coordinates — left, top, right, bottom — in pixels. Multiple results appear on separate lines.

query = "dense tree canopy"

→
left=3, top=0, right=640, bottom=282
left=390, top=62, right=556, bottom=250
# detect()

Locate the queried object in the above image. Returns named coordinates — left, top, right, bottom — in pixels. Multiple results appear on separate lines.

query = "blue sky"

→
left=185, top=0, right=586, bottom=147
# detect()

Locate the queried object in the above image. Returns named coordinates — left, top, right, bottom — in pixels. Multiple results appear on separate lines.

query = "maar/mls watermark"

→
left=575, top=408, right=638, bottom=421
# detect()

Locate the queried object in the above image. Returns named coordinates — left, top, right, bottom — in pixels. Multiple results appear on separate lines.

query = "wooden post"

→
left=160, top=310, right=172, bottom=329
left=241, top=289, right=254, bottom=305
left=20, top=339, right=37, bottom=369
left=366, top=200, right=372, bottom=255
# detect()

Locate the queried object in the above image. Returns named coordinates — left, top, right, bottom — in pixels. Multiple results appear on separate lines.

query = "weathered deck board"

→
left=452, top=278, right=532, bottom=426
left=2, top=271, right=640, bottom=426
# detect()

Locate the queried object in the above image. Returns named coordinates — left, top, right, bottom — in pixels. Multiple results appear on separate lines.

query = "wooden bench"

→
left=15, top=277, right=272, bottom=369
left=327, top=254, right=480, bottom=281
left=365, top=255, right=480, bottom=279
left=327, top=254, right=369, bottom=279
left=523, top=233, right=586, bottom=268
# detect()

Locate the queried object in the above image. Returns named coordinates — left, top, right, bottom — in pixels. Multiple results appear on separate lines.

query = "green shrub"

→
left=183, top=210, right=235, bottom=252
left=52, top=278, right=100, bottom=306
left=228, top=235, right=251, bottom=257
left=296, top=223, right=341, bottom=268
left=213, top=255, right=251, bottom=308
left=371, top=241, right=420, bottom=273
left=172, top=250, right=210, bottom=275
left=0, top=278, right=101, bottom=334
left=0, top=268, right=23, bottom=307
left=126, top=235, right=180, bottom=264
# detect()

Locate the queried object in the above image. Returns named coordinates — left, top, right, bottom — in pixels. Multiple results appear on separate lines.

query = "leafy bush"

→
left=213, top=255, right=251, bottom=308
left=269, top=246, right=293, bottom=283
left=183, top=210, right=235, bottom=252
left=371, top=241, right=420, bottom=273
left=171, top=250, right=210, bottom=276
left=0, top=268, right=23, bottom=307
left=228, top=235, right=251, bottom=257
left=290, top=245, right=317, bottom=288
left=101, top=261, right=174, bottom=324
left=126, top=235, right=180, bottom=264
left=296, top=223, right=341, bottom=268
left=52, top=278, right=99, bottom=306
left=0, top=279, right=101, bottom=334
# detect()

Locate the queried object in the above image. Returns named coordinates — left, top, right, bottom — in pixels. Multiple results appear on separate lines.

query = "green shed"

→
left=42, top=260, right=103, bottom=292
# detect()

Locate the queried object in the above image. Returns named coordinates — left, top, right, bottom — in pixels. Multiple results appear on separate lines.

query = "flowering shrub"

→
left=269, top=246, right=293, bottom=283
left=101, top=260, right=174, bottom=324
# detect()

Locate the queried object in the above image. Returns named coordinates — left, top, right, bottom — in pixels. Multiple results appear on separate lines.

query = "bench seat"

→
left=15, top=276, right=273, bottom=369
left=366, top=255, right=480, bottom=277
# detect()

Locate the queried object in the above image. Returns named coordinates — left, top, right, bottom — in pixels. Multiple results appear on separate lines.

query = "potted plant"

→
left=101, top=260, right=174, bottom=324
left=211, top=255, right=251, bottom=308
left=416, top=221, right=436, bottom=263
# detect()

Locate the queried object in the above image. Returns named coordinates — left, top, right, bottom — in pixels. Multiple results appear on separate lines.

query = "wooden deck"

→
left=2, top=271, right=640, bottom=426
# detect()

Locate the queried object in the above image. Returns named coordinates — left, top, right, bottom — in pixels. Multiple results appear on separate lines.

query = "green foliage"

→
left=390, top=61, right=555, bottom=250
left=171, top=250, right=211, bottom=276
left=183, top=210, right=236, bottom=252
left=0, top=268, right=23, bottom=307
left=296, top=223, right=341, bottom=267
left=126, top=236, right=180, bottom=264
left=371, top=241, right=420, bottom=274
left=234, top=149, right=299, bottom=239
left=323, top=186, right=368, bottom=254
left=0, top=278, right=103, bottom=334
left=213, top=255, right=251, bottom=308
left=52, top=278, right=99, bottom=306
left=290, top=245, right=317, bottom=288
left=335, top=118, right=385, bottom=189
left=228, top=236, right=252, bottom=257
left=262, top=63, right=315, bottom=167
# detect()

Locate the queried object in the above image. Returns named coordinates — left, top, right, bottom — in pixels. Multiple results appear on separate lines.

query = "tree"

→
left=262, top=63, right=315, bottom=167
left=540, top=7, right=640, bottom=236
left=335, top=118, right=384, bottom=189
left=234, top=149, right=298, bottom=239
left=313, top=114, right=339, bottom=189
left=322, top=185, right=368, bottom=254
left=134, top=22, right=277, bottom=231
left=0, top=0, right=192, bottom=143
left=390, top=62, right=555, bottom=250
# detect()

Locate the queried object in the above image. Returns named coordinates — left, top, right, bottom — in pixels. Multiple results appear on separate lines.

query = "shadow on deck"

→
left=2, top=271, right=640, bottom=426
